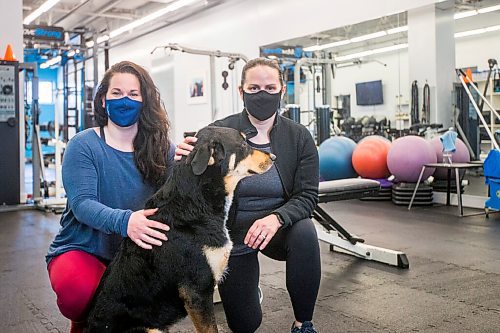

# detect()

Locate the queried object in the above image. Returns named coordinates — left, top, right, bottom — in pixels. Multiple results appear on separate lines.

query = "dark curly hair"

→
left=93, top=61, right=171, bottom=187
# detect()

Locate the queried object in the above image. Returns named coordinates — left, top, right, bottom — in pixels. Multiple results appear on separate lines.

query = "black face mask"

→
left=243, top=90, right=281, bottom=121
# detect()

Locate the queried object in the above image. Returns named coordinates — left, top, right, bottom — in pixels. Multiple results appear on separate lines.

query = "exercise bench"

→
left=313, top=178, right=409, bottom=269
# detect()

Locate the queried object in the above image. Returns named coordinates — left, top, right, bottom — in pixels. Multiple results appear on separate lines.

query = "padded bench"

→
left=313, top=178, right=409, bottom=269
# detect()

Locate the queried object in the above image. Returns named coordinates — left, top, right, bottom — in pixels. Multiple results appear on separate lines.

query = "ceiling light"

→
left=334, top=43, right=408, bottom=62
left=304, top=27, right=406, bottom=52
left=109, top=0, right=200, bottom=39
left=455, top=24, right=500, bottom=38
left=97, top=35, right=110, bottom=43
left=23, top=0, right=62, bottom=25
left=304, top=40, right=351, bottom=52
left=350, top=31, right=387, bottom=43
left=455, top=27, right=485, bottom=38
left=454, top=10, right=478, bottom=20
left=85, top=35, right=110, bottom=48
left=387, top=26, right=408, bottom=34
left=478, top=4, right=500, bottom=13
left=40, top=55, right=62, bottom=69
left=454, top=3, right=500, bottom=20
left=335, top=61, right=362, bottom=68
left=485, top=24, right=500, bottom=32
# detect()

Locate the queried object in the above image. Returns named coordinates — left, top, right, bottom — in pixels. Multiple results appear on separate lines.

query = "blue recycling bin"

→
left=484, top=149, right=500, bottom=211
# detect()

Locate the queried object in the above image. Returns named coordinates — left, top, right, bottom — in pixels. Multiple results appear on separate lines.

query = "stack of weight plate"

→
left=360, top=179, right=393, bottom=201
left=392, top=182, right=433, bottom=206
left=431, top=179, right=464, bottom=194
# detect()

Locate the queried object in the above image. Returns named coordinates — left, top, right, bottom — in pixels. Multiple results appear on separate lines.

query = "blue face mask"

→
left=105, top=96, right=142, bottom=127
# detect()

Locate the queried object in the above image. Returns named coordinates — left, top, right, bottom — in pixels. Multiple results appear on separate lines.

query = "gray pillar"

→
left=408, top=0, right=455, bottom=128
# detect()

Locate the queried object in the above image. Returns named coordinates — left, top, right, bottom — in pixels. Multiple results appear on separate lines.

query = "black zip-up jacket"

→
left=212, top=110, right=319, bottom=228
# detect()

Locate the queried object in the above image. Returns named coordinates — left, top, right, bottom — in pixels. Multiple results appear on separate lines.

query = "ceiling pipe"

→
left=73, top=0, right=125, bottom=29
left=54, top=0, right=91, bottom=24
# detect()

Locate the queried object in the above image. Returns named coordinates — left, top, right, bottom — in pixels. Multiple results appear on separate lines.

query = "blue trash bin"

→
left=484, top=149, right=500, bottom=212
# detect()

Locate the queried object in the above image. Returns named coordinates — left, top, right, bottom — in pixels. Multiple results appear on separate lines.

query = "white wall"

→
left=0, top=2, right=23, bottom=60
left=333, top=50, right=409, bottom=123
left=455, top=33, right=500, bottom=71
left=105, top=0, right=443, bottom=143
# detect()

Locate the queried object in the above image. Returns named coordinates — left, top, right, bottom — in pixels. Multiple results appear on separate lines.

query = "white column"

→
left=408, top=0, right=455, bottom=128
left=0, top=2, right=23, bottom=57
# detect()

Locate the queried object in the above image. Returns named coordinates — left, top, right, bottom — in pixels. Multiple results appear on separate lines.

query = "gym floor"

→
left=1, top=199, right=499, bottom=333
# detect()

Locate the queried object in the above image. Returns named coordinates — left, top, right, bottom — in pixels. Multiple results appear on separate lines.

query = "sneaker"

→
left=291, top=321, right=318, bottom=333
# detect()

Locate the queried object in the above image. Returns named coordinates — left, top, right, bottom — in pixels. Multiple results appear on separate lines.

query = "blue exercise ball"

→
left=319, top=136, right=358, bottom=180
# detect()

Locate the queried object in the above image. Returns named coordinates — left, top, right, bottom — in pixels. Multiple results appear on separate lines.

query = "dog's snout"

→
left=269, top=153, right=276, bottom=161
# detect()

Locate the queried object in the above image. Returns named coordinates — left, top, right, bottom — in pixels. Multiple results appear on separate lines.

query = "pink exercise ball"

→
left=387, top=136, right=437, bottom=182
left=430, top=137, right=470, bottom=179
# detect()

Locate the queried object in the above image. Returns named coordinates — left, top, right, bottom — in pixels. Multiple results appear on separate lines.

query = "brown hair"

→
left=240, top=57, right=284, bottom=87
left=93, top=61, right=171, bottom=187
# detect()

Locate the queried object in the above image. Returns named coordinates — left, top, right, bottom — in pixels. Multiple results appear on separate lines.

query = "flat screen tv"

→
left=355, top=80, right=383, bottom=106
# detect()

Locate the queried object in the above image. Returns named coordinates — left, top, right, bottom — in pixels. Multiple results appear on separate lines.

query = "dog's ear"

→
left=190, top=140, right=227, bottom=175
left=190, top=144, right=212, bottom=175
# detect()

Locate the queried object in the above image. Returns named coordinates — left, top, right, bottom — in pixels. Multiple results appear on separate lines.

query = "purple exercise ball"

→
left=387, top=135, right=437, bottom=182
left=430, top=137, right=470, bottom=179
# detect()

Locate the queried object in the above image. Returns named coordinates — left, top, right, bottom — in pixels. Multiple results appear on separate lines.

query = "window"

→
left=39, top=81, right=54, bottom=104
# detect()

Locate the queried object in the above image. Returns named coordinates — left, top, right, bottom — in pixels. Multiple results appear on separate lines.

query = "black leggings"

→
left=218, top=218, right=321, bottom=333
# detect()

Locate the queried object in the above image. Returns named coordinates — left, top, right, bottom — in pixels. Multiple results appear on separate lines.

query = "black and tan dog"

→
left=85, top=126, right=274, bottom=333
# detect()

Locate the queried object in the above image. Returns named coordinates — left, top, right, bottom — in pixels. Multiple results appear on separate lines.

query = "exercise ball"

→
left=319, top=136, right=357, bottom=180
left=352, top=136, right=392, bottom=179
left=430, top=137, right=470, bottom=179
left=358, top=135, right=391, bottom=144
left=387, top=135, right=437, bottom=182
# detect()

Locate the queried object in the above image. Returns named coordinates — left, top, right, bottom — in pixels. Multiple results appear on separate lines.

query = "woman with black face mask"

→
left=46, top=61, right=174, bottom=333
left=176, top=58, right=321, bottom=333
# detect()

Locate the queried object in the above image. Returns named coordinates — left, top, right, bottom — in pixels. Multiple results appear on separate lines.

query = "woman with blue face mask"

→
left=176, top=58, right=321, bottom=333
left=45, top=61, right=174, bottom=333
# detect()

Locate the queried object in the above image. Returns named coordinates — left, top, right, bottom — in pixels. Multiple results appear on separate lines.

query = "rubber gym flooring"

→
left=1, top=199, right=499, bottom=333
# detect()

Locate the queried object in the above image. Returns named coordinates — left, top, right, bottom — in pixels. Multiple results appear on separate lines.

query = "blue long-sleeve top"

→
left=46, top=128, right=174, bottom=263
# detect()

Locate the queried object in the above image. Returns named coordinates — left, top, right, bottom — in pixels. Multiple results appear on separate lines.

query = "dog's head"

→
left=186, top=126, right=274, bottom=195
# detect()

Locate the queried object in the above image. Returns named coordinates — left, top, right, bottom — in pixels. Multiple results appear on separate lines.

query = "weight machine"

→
left=22, top=62, right=66, bottom=212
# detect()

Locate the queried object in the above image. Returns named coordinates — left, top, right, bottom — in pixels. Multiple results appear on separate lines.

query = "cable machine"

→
left=22, top=62, right=66, bottom=211
left=292, top=57, right=336, bottom=145
left=63, top=55, right=87, bottom=140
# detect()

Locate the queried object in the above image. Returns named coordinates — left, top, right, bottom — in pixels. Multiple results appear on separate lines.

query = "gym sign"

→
left=24, top=25, right=65, bottom=42
left=260, top=46, right=306, bottom=59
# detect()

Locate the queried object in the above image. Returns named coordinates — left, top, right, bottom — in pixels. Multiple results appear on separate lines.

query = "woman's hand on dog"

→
left=127, top=208, right=170, bottom=250
left=174, top=136, right=197, bottom=161
left=244, top=214, right=281, bottom=251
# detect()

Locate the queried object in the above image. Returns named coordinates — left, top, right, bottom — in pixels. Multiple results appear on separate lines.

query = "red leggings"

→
left=48, top=250, right=107, bottom=333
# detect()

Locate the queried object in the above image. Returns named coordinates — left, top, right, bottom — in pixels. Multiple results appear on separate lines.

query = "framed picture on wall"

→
left=187, top=73, right=207, bottom=104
